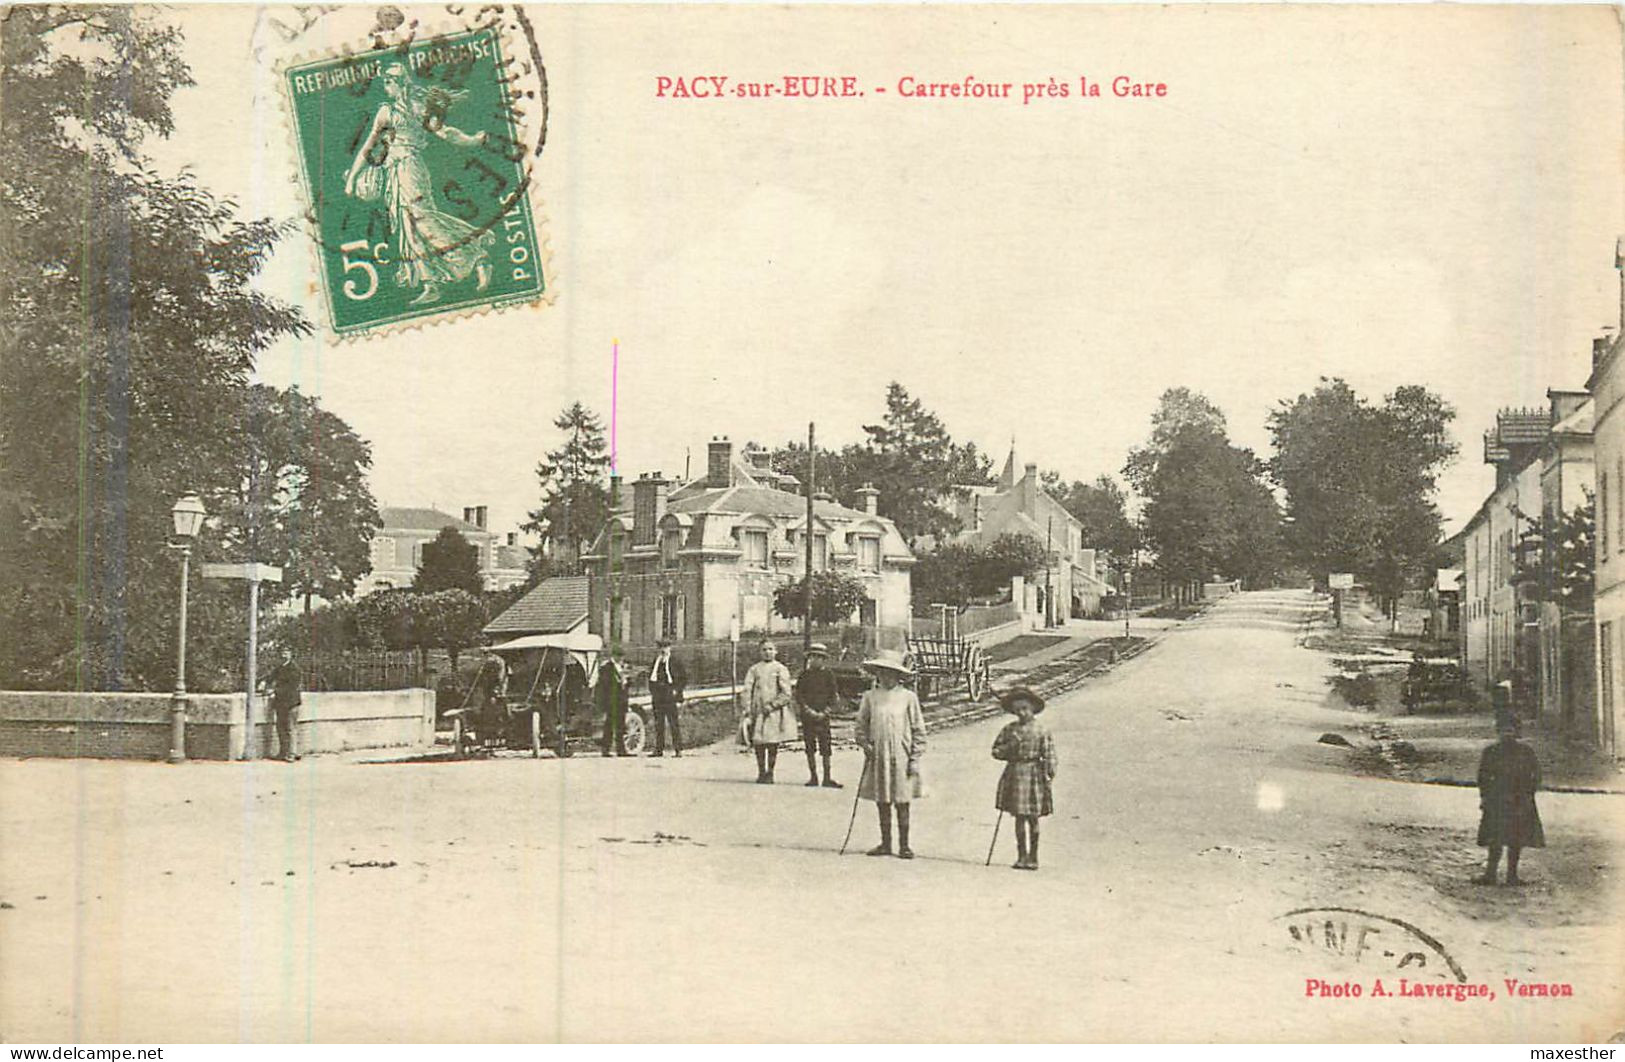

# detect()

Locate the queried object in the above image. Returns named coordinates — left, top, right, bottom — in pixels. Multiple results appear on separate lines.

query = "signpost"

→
left=1329, top=573, right=1354, bottom=628
left=201, top=562, right=283, bottom=759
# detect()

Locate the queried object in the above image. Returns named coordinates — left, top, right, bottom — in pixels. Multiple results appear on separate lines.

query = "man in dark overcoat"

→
left=647, top=638, right=687, bottom=757
left=1474, top=716, right=1544, bottom=885
left=269, top=648, right=302, bottom=762
left=597, top=654, right=631, bottom=756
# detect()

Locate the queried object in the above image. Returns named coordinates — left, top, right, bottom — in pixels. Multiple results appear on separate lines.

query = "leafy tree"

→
left=212, top=385, right=381, bottom=613
left=0, top=8, right=314, bottom=690
left=975, top=533, right=1050, bottom=591
left=773, top=570, right=871, bottom=626
left=1268, top=379, right=1456, bottom=614
left=415, top=527, right=483, bottom=594
left=1513, top=498, right=1594, bottom=613
left=522, top=402, right=610, bottom=576
left=1123, top=387, right=1229, bottom=495
left=1131, top=391, right=1281, bottom=594
left=911, top=534, right=1048, bottom=610
left=913, top=544, right=979, bottom=609
left=861, top=383, right=993, bottom=544
left=412, top=589, right=489, bottom=671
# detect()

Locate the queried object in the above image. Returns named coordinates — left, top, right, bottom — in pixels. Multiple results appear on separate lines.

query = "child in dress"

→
left=992, top=687, right=1057, bottom=870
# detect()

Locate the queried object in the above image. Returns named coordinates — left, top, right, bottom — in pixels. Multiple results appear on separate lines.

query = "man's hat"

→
left=655, top=637, right=672, bottom=648
left=807, top=642, right=829, bottom=656
left=996, top=686, right=1046, bottom=715
left=862, top=649, right=913, bottom=676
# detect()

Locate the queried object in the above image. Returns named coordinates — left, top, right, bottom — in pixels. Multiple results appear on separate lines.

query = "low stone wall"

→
left=0, top=689, right=434, bottom=761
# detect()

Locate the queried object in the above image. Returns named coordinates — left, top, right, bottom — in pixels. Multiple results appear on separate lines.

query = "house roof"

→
left=380, top=507, right=485, bottom=534
left=483, top=576, right=590, bottom=636
left=668, top=485, right=875, bottom=522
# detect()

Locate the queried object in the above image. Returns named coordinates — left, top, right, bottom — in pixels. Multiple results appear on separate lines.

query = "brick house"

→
left=581, top=437, right=915, bottom=649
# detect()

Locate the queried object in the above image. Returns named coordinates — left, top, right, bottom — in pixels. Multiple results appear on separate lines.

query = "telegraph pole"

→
left=804, top=422, right=815, bottom=655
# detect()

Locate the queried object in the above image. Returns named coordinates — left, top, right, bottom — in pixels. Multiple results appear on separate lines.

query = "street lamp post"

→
left=168, top=493, right=206, bottom=764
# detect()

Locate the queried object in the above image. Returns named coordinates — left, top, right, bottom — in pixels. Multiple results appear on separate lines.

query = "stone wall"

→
left=0, top=689, right=434, bottom=761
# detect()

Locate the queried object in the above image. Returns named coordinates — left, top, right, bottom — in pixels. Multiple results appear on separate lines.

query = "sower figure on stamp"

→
left=1474, top=715, right=1544, bottom=886
left=267, top=648, right=302, bottom=762
left=647, top=639, right=687, bottom=757
left=795, top=642, right=843, bottom=789
left=992, top=687, right=1057, bottom=871
left=855, top=650, right=925, bottom=859
left=597, top=653, right=630, bottom=757
left=343, top=63, right=495, bottom=306
left=742, top=640, right=797, bottom=783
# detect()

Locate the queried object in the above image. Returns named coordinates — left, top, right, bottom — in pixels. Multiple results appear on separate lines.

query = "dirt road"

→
left=3, top=590, right=1621, bottom=1041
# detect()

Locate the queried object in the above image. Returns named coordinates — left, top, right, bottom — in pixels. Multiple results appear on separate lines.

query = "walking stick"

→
left=839, top=751, right=867, bottom=855
left=985, top=811, right=1004, bottom=866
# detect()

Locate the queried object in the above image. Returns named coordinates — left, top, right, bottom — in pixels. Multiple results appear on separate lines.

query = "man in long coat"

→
left=742, top=640, right=797, bottom=783
left=647, top=639, right=687, bottom=756
left=268, top=649, right=302, bottom=762
left=597, top=654, right=631, bottom=756
left=1474, top=716, right=1544, bottom=885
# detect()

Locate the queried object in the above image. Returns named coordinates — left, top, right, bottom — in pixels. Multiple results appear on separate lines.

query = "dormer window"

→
left=857, top=536, right=881, bottom=571
left=741, top=529, right=770, bottom=568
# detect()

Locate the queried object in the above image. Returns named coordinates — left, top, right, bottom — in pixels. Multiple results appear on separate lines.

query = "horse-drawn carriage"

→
left=444, top=631, right=646, bottom=757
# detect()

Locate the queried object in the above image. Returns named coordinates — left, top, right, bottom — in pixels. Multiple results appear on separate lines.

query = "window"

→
left=742, top=529, right=769, bottom=568
left=661, top=528, right=681, bottom=569
left=660, top=594, right=685, bottom=640
left=1603, top=472, right=1611, bottom=556
left=857, top=536, right=881, bottom=571
left=370, top=537, right=396, bottom=568
left=811, top=533, right=828, bottom=571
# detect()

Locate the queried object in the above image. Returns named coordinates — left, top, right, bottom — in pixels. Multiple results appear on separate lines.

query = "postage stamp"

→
left=283, top=26, right=546, bottom=336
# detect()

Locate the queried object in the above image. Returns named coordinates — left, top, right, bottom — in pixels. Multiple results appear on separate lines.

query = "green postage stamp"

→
left=284, top=28, right=546, bottom=336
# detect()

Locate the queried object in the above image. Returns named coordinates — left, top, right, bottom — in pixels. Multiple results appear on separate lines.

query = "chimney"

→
left=813, top=490, right=833, bottom=503
left=507, top=532, right=517, bottom=547
left=707, top=436, right=734, bottom=488
left=1022, top=463, right=1039, bottom=514
left=474, top=505, right=488, bottom=530
left=857, top=484, right=879, bottom=516
left=462, top=507, right=476, bottom=525
left=632, top=472, right=669, bottom=546
left=609, top=474, right=623, bottom=508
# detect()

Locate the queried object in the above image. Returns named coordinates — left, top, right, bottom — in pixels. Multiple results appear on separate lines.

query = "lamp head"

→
left=171, top=494, right=206, bottom=540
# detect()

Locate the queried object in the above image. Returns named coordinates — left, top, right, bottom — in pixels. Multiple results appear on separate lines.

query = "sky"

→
left=152, top=4, right=1625, bottom=543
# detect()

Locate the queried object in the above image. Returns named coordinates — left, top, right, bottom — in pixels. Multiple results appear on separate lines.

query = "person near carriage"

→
left=647, top=638, right=687, bottom=757
left=597, top=653, right=631, bottom=757
left=854, top=650, right=926, bottom=859
left=1474, top=715, right=1544, bottom=886
left=266, top=648, right=302, bottom=762
left=743, top=640, right=797, bottom=782
left=991, top=687, right=1058, bottom=870
left=795, top=642, right=842, bottom=789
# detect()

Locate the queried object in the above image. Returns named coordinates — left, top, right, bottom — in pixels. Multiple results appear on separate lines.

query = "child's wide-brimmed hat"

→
left=862, top=650, right=914, bottom=676
left=997, top=686, right=1046, bottom=715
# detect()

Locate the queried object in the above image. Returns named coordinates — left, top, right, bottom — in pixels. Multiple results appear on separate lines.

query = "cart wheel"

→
left=622, top=712, right=647, bottom=755
left=452, top=716, right=467, bottom=758
left=530, top=711, right=543, bottom=759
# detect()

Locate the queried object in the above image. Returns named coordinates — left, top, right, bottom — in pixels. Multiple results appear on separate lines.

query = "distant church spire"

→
left=999, top=439, right=1017, bottom=490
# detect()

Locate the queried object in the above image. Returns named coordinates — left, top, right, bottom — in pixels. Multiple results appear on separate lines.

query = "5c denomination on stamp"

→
left=284, top=26, right=546, bottom=336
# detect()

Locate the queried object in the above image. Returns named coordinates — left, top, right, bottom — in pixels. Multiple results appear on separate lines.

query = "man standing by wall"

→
left=743, top=639, right=798, bottom=783
left=268, top=648, right=302, bottom=762
left=647, top=638, right=687, bottom=757
left=796, top=642, right=842, bottom=788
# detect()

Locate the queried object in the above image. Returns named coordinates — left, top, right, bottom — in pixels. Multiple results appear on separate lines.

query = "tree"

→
left=1268, top=379, right=1457, bottom=613
left=773, top=571, right=870, bottom=626
left=0, top=8, right=315, bottom=690
left=414, top=527, right=483, bottom=594
left=522, top=402, right=610, bottom=576
left=1513, top=498, right=1594, bottom=613
left=1130, top=391, right=1282, bottom=594
left=213, top=385, right=381, bottom=613
left=860, top=383, right=994, bottom=544
left=913, top=545, right=979, bottom=609
left=911, top=534, right=1048, bottom=610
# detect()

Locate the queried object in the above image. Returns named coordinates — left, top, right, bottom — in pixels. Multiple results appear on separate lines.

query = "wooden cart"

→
left=906, top=606, right=991, bottom=702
